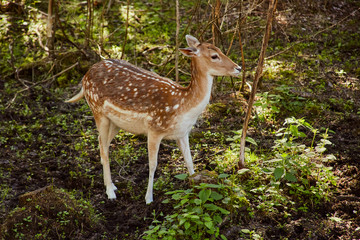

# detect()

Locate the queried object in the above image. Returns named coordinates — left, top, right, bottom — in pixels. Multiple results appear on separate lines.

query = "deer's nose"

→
left=236, top=66, right=242, bottom=72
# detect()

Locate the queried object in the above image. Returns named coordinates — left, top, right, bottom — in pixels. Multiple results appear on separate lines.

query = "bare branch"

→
left=175, top=0, right=180, bottom=82
left=238, top=0, right=278, bottom=168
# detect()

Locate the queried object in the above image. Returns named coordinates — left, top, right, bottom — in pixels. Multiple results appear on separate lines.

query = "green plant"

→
left=240, top=228, right=262, bottom=240
left=143, top=176, right=234, bottom=240
left=263, top=117, right=337, bottom=207
left=254, top=92, right=282, bottom=122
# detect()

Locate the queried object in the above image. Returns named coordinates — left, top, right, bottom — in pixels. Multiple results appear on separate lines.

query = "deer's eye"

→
left=211, top=54, right=219, bottom=60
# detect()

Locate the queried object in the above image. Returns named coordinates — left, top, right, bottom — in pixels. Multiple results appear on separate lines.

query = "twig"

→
left=34, top=27, right=48, bottom=52
left=6, top=87, right=30, bottom=109
left=26, top=5, right=48, bottom=16
left=161, top=0, right=201, bottom=75
left=41, top=62, right=79, bottom=86
left=175, top=0, right=180, bottom=82
left=238, top=1, right=247, bottom=92
left=238, top=0, right=278, bottom=168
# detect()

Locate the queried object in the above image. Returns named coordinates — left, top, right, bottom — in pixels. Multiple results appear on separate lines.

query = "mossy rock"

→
left=0, top=185, right=105, bottom=240
left=208, top=102, right=228, bottom=114
left=189, top=170, right=219, bottom=186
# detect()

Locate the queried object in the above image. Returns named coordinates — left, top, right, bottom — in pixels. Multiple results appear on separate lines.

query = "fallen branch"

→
left=238, top=0, right=278, bottom=168
left=41, top=62, right=79, bottom=86
left=6, top=62, right=79, bottom=108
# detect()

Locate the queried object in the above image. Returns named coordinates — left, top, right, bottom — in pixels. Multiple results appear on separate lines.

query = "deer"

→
left=66, top=35, right=241, bottom=204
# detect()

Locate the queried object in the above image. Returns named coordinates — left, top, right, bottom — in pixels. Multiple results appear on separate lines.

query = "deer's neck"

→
left=181, top=59, right=213, bottom=117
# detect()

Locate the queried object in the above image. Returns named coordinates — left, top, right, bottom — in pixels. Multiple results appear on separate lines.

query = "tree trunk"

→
left=46, top=0, right=56, bottom=60
left=211, top=0, right=221, bottom=46
left=85, top=0, right=93, bottom=49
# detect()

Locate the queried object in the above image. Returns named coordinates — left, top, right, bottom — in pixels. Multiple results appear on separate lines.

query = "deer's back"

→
left=82, top=59, right=191, bottom=137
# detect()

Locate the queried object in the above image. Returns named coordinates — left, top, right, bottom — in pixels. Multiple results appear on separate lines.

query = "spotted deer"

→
left=66, top=35, right=241, bottom=203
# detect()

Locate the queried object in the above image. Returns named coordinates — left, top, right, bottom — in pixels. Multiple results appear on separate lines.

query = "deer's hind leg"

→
left=95, top=116, right=119, bottom=199
left=145, top=131, right=163, bottom=204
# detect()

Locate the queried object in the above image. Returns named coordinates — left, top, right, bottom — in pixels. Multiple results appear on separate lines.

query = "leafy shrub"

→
left=143, top=174, right=250, bottom=240
left=262, top=117, right=338, bottom=208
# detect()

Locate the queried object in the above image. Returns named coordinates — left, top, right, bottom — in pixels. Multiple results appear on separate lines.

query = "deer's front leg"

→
left=177, top=134, right=195, bottom=175
left=145, top=133, right=162, bottom=204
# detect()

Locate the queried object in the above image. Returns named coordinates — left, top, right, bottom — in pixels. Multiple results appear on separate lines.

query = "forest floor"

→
left=1, top=1, right=360, bottom=239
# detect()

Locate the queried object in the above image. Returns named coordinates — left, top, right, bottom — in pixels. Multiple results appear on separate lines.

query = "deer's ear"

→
left=179, top=47, right=199, bottom=57
left=185, top=35, right=200, bottom=48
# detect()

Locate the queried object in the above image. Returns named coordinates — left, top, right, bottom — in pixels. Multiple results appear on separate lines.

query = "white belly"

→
left=103, top=100, right=150, bottom=135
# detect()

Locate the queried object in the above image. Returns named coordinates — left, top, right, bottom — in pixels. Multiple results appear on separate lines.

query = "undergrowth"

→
left=143, top=118, right=338, bottom=239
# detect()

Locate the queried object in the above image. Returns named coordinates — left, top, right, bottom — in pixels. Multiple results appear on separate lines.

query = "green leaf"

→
left=245, top=136, right=258, bottom=146
left=174, top=173, right=188, bottom=180
left=204, top=203, right=218, bottom=211
left=217, top=207, right=230, bottom=215
left=189, top=215, right=200, bottom=220
left=299, top=132, right=307, bottom=138
left=193, top=206, right=203, bottom=214
left=274, top=167, right=285, bottom=180
left=289, top=125, right=299, bottom=136
left=206, top=183, right=222, bottom=188
left=194, top=198, right=202, bottom=205
left=265, top=158, right=283, bottom=163
left=214, top=214, right=223, bottom=224
left=179, top=217, right=186, bottom=226
left=262, top=167, right=274, bottom=174
left=199, top=189, right=211, bottom=203
left=220, top=234, right=228, bottom=240
left=218, top=173, right=229, bottom=179
left=180, top=198, right=189, bottom=206
left=284, top=172, right=297, bottom=182
left=204, top=221, right=213, bottom=229
left=325, top=154, right=336, bottom=161
left=329, top=216, right=342, bottom=222
left=237, top=168, right=250, bottom=175
left=197, top=183, right=222, bottom=189
left=172, top=193, right=183, bottom=200
left=315, top=146, right=327, bottom=153
left=210, top=191, right=223, bottom=201
left=184, top=222, right=191, bottom=230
